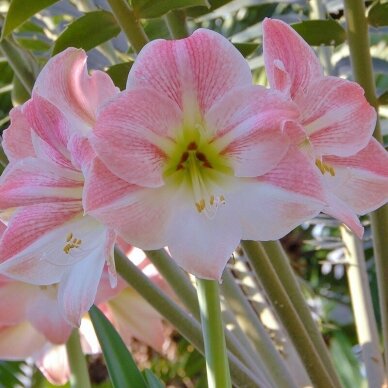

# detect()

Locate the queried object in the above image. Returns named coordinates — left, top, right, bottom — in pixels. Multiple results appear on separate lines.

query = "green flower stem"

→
left=106, top=0, right=148, bottom=53
left=164, top=10, right=190, bottom=39
left=66, top=329, right=92, bottom=388
left=196, top=278, right=232, bottom=388
left=114, top=248, right=264, bottom=387
left=241, top=240, right=338, bottom=388
left=221, top=269, right=298, bottom=388
left=340, top=226, right=385, bottom=386
left=145, top=249, right=266, bottom=380
left=343, top=0, right=388, bottom=375
left=260, top=240, right=342, bottom=386
left=0, top=39, right=34, bottom=95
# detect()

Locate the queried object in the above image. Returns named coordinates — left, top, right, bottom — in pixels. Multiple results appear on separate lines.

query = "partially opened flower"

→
left=0, top=48, right=119, bottom=325
left=86, top=29, right=327, bottom=279
left=262, top=18, right=388, bottom=237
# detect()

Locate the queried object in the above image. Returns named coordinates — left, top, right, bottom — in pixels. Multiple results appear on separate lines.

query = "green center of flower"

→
left=163, top=125, right=232, bottom=217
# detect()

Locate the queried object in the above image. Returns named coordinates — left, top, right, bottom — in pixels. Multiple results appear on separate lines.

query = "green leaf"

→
left=132, top=0, right=210, bottom=18
left=142, top=369, right=165, bottom=388
left=89, top=305, right=148, bottom=388
left=2, top=0, right=60, bottom=39
left=186, top=0, right=233, bottom=17
left=368, top=1, right=388, bottom=27
left=379, top=90, right=388, bottom=105
left=233, top=42, right=259, bottom=57
left=52, top=11, right=120, bottom=55
left=291, top=20, right=346, bottom=46
left=106, top=62, right=133, bottom=90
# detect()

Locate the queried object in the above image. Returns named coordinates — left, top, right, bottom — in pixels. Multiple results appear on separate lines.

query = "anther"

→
left=66, top=233, right=73, bottom=242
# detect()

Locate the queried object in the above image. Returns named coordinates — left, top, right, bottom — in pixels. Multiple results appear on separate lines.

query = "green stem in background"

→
left=164, top=9, right=190, bottom=39
left=144, top=249, right=266, bottom=378
left=260, top=240, right=342, bottom=387
left=343, top=0, right=388, bottom=375
left=66, top=329, right=92, bottom=388
left=107, top=0, right=148, bottom=53
left=196, top=278, right=232, bottom=388
left=114, top=248, right=264, bottom=387
left=0, top=39, right=34, bottom=95
left=340, top=226, right=385, bottom=386
left=221, top=269, right=298, bottom=388
left=241, top=240, right=338, bottom=388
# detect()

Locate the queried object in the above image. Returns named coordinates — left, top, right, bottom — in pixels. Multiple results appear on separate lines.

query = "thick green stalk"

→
left=221, top=269, right=298, bottom=387
left=241, top=240, right=338, bottom=388
left=144, top=249, right=260, bottom=376
left=66, top=329, right=92, bottom=388
left=261, top=240, right=342, bottom=386
left=343, top=0, right=388, bottom=374
left=107, top=0, right=148, bottom=53
left=341, top=226, right=385, bottom=386
left=114, top=249, right=264, bottom=387
left=164, top=10, right=190, bottom=39
left=197, top=279, right=232, bottom=388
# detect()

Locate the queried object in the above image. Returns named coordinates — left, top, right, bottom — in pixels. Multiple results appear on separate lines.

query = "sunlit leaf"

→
left=368, top=1, right=388, bottom=27
left=89, top=305, right=147, bottom=388
left=52, top=11, right=120, bottom=55
left=233, top=42, right=259, bottom=57
left=1, top=0, right=60, bottom=39
left=133, top=0, right=210, bottom=18
left=291, top=20, right=346, bottom=46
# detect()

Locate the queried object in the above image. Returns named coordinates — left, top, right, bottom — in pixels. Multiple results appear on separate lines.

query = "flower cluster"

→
left=0, top=18, right=387, bottom=332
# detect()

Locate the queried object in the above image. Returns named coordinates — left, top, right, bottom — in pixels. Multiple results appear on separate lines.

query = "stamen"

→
left=66, top=232, right=73, bottom=242
left=315, top=159, right=335, bottom=176
left=63, top=233, right=82, bottom=254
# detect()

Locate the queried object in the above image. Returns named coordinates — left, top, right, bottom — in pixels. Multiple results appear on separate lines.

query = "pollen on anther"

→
left=66, top=233, right=73, bottom=242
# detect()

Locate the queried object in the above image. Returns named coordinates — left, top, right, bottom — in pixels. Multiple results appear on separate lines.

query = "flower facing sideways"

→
left=262, top=18, right=388, bottom=237
left=0, top=48, right=119, bottom=325
left=86, top=29, right=327, bottom=280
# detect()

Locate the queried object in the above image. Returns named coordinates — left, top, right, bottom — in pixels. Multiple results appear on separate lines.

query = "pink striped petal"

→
left=206, top=86, right=297, bottom=176
left=127, top=29, right=252, bottom=115
left=0, top=158, right=83, bottom=209
left=235, top=147, right=326, bottom=240
left=24, top=95, right=71, bottom=161
left=26, top=285, right=73, bottom=344
left=33, top=48, right=118, bottom=131
left=0, top=323, right=46, bottom=359
left=84, top=158, right=176, bottom=249
left=0, top=202, right=82, bottom=283
left=92, top=88, right=182, bottom=187
left=2, top=107, right=35, bottom=162
left=324, top=139, right=388, bottom=214
left=67, top=133, right=96, bottom=172
left=298, top=77, right=376, bottom=157
left=262, top=18, right=323, bottom=98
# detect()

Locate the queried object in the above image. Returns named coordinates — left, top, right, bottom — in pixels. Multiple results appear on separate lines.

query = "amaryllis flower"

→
left=262, top=18, right=388, bottom=237
left=85, top=29, right=327, bottom=279
left=0, top=48, right=119, bottom=325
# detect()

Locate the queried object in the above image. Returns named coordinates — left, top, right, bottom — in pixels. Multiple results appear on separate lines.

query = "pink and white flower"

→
left=262, top=18, right=388, bottom=237
left=0, top=48, right=119, bottom=325
left=85, top=29, right=327, bottom=279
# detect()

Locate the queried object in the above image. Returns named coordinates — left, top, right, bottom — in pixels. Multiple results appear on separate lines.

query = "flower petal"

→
left=0, top=157, right=83, bottom=209
left=58, top=247, right=106, bottom=326
left=0, top=202, right=82, bottom=283
left=33, top=48, right=118, bottom=131
left=92, top=88, right=182, bottom=187
left=127, top=29, right=252, bottom=116
left=36, top=345, right=70, bottom=385
left=0, top=322, right=46, bottom=359
left=262, top=18, right=323, bottom=98
left=26, top=285, right=73, bottom=344
left=84, top=158, right=176, bottom=249
left=2, top=106, right=35, bottom=162
left=324, top=139, right=388, bottom=214
left=298, top=77, right=376, bottom=157
left=206, top=85, right=297, bottom=176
